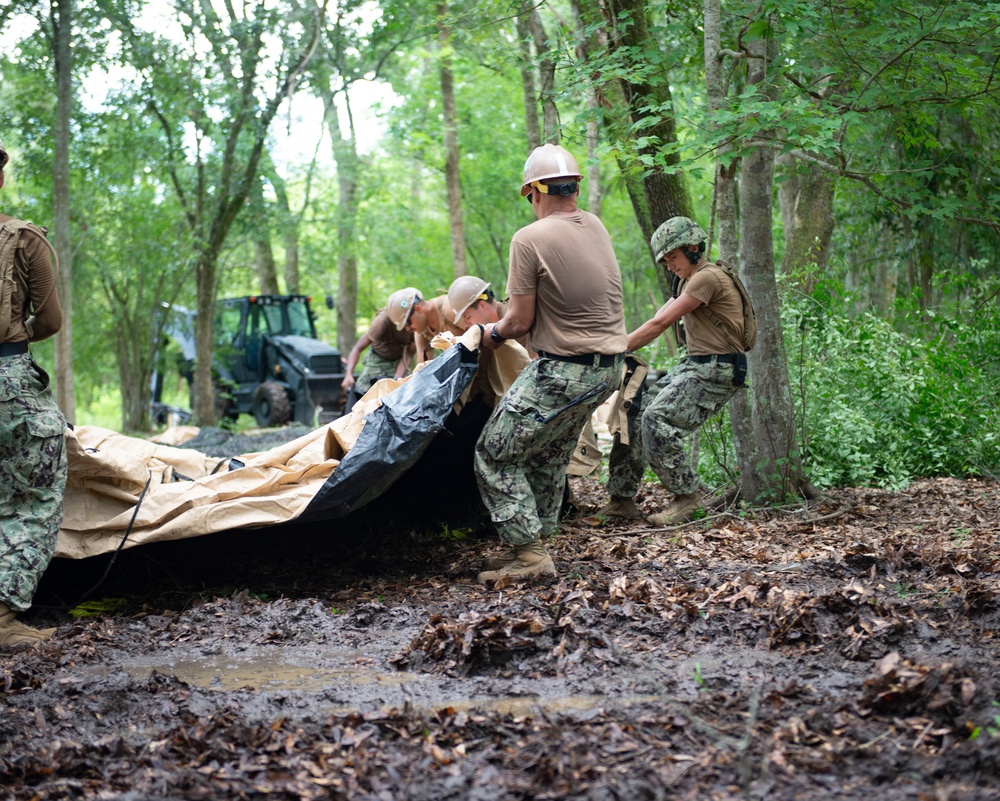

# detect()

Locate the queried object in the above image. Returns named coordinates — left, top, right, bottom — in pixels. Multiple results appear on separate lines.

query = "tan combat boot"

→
left=478, top=539, right=557, bottom=585
left=646, top=492, right=702, bottom=526
left=0, top=602, right=57, bottom=649
left=597, top=496, right=640, bottom=519
left=481, top=547, right=516, bottom=571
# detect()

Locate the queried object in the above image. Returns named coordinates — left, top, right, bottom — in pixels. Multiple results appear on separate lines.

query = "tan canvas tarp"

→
left=56, top=329, right=530, bottom=560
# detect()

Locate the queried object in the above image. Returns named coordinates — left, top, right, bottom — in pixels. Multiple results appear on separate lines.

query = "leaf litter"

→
left=2, top=475, right=999, bottom=799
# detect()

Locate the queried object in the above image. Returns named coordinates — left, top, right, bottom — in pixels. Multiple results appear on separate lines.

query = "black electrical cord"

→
left=73, top=471, right=152, bottom=606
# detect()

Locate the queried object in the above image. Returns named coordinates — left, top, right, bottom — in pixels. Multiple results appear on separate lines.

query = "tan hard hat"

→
left=520, top=144, right=582, bottom=196
left=447, top=276, right=491, bottom=324
left=386, top=287, right=422, bottom=330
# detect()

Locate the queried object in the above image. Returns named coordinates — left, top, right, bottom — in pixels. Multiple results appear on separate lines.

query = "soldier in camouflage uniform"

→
left=476, top=144, right=626, bottom=585
left=0, top=139, right=68, bottom=649
left=600, top=216, right=747, bottom=526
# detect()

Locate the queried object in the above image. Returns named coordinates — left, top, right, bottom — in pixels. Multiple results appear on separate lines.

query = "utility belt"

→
left=538, top=350, right=623, bottom=368
left=0, top=341, right=29, bottom=358
left=688, top=352, right=747, bottom=387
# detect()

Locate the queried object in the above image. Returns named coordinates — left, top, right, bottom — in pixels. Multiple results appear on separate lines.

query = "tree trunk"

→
left=192, top=247, right=219, bottom=428
left=582, top=0, right=689, bottom=300
left=250, top=177, right=280, bottom=294
left=571, top=0, right=604, bottom=216
left=736, top=33, right=807, bottom=503
left=516, top=13, right=541, bottom=151
left=283, top=226, right=300, bottom=294
left=527, top=9, right=558, bottom=142
left=51, top=0, right=75, bottom=423
left=336, top=176, right=358, bottom=356
left=255, top=238, right=281, bottom=295
left=705, top=0, right=757, bottom=492
left=438, top=2, right=467, bottom=278
left=116, top=313, right=148, bottom=433
left=322, top=88, right=360, bottom=356
left=584, top=89, right=602, bottom=216
left=267, top=159, right=312, bottom=295
left=777, top=153, right=835, bottom=287
left=917, top=224, right=934, bottom=312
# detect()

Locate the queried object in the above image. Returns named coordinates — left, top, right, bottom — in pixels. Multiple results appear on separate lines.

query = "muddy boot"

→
left=646, top=492, right=702, bottom=526
left=0, top=602, right=57, bottom=649
left=481, top=547, right=516, bottom=571
left=478, top=539, right=557, bottom=586
left=597, top=496, right=640, bottom=519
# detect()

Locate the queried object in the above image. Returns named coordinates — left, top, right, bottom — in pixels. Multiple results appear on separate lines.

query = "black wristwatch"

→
left=490, top=325, right=506, bottom=344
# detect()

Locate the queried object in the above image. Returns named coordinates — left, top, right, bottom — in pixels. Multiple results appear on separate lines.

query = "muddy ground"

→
left=3, top=472, right=999, bottom=800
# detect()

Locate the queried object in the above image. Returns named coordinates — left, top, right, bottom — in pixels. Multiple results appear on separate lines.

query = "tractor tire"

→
left=252, top=381, right=292, bottom=427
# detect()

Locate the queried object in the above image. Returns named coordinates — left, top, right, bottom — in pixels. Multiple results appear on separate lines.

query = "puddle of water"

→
left=449, top=693, right=666, bottom=717
left=124, top=654, right=423, bottom=692
left=114, top=654, right=670, bottom=717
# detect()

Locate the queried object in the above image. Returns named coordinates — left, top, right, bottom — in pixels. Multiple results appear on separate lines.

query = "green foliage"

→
left=69, top=598, right=128, bottom=619
left=785, top=270, right=1000, bottom=488
left=969, top=701, right=1000, bottom=740
left=437, top=524, right=470, bottom=542
left=695, top=267, right=1000, bottom=490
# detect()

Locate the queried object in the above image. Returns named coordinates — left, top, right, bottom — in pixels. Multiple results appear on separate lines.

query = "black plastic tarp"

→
left=299, top=342, right=482, bottom=522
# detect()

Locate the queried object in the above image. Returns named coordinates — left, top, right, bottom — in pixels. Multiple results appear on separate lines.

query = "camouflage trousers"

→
left=0, top=354, right=68, bottom=612
left=356, top=351, right=400, bottom=395
left=475, top=355, right=623, bottom=546
left=608, top=358, right=737, bottom=498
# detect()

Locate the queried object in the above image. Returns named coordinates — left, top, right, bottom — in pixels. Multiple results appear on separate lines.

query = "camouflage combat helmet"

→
left=650, top=216, right=708, bottom=262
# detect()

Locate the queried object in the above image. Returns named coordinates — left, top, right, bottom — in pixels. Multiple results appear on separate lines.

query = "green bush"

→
left=783, top=274, right=1000, bottom=488
left=694, top=271, right=1000, bottom=491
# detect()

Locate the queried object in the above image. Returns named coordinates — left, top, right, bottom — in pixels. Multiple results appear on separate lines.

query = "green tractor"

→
left=157, top=294, right=347, bottom=428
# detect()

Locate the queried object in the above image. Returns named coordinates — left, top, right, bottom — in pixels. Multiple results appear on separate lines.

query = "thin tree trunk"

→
left=527, top=9, right=558, bottom=142
left=321, top=88, right=360, bottom=355
left=255, top=239, right=281, bottom=294
left=52, top=0, right=75, bottom=423
left=516, top=13, right=541, bottom=151
left=192, top=247, right=218, bottom=427
left=777, top=153, right=834, bottom=287
left=250, top=177, right=280, bottom=293
left=438, top=2, right=466, bottom=277
left=705, top=0, right=756, bottom=493
left=737, top=33, right=807, bottom=503
left=585, top=89, right=601, bottom=216
left=570, top=0, right=603, bottom=215
left=267, top=152, right=319, bottom=296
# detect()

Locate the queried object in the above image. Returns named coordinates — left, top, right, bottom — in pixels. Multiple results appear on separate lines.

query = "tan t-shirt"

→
left=506, top=210, right=627, bottom=356
left=681, top=263, right=745, bottom=356
left=366, top=309, right=414, bottom=360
